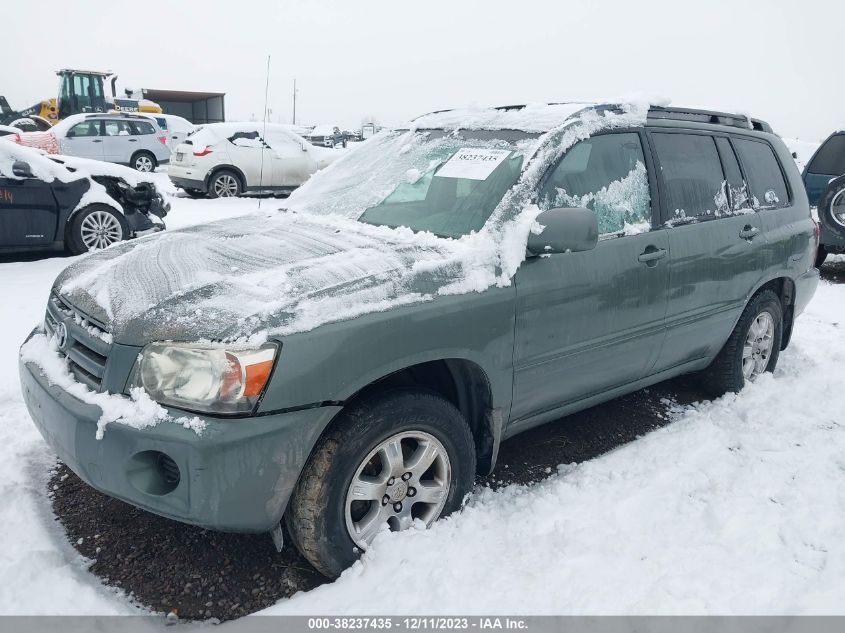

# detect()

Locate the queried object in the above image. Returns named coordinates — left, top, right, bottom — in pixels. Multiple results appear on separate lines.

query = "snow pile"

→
left=53, top=103, right=651, bottom=345
left=268, top=282, right=845, bottom=615
left=20, top=332, right=205, bottom=439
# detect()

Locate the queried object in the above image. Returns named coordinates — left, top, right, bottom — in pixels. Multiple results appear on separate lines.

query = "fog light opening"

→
left=126, top=450, right=181, bottom=496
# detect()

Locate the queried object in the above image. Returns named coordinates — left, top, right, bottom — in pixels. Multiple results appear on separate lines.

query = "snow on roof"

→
left=411, top=102, right=601, bottom=133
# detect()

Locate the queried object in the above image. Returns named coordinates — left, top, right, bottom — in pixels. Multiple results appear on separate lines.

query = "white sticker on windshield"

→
left=434, top=148, right=511, bottom=181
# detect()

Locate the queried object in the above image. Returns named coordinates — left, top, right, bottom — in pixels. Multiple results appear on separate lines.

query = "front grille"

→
left=44, top=293, right=112, bottom=392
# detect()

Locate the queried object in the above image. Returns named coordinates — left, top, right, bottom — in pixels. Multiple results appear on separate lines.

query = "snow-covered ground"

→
left=0, top=190, right=843, bottom=616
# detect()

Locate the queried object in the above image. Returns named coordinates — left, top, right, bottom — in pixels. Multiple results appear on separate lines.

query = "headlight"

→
left=132, top=342, right=278, bottom=415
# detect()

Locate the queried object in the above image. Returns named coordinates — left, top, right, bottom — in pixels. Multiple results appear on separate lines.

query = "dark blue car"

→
left=802, top=131, right=845, bottom=266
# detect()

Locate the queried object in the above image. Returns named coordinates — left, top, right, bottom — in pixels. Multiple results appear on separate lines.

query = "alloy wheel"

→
left=135, top=155, right=154, bottom=172
left=742, top=311, right=775, bottom=381
left=344, top=431, right=451, bottom=549
left=79, top=210, right=123, bottom=250
left=213, top=174, right=239, bottom=197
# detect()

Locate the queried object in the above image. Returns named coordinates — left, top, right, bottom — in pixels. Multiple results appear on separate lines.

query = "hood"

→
left=54, top=211, right=470, bottom=345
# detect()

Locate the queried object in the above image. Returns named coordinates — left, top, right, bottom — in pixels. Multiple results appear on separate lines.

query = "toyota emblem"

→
left=54, top=322, right=68, bottom=350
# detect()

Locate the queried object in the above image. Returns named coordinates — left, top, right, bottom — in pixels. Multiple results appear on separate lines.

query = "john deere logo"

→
left=54, top=322, right=68, bottom=351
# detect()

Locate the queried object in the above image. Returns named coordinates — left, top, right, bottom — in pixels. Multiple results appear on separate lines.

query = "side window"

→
left=539, top=132, right=652, bottom=235
left=104, top=120, right=133, bottom=136
left=652, top=133, right=726, bottom=222
left=228, top=131, right=263, bottom=148
left=68, top=121, right=101, bottom=137
left=733, top=138, right=789, bottom=209
left=129, top=120, right=156, bottom=135
left=807, top=134, right=845, bottom=176
left=715, top=137, right=751, bottom=211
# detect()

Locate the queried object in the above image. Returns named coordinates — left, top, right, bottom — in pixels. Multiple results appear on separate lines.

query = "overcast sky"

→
left=2, top=0, right=841, bottom=140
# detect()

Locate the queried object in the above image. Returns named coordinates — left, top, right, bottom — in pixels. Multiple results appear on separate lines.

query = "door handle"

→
left=128, top=138, right=138, bottom=142
left=638, top=247, right=667, bottom=264
left=92, top=139, right=102, bottom=143
left=739, top=225, right=760, bottom=240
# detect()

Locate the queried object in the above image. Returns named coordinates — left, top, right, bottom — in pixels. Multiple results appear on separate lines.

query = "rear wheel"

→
left=701, top=290, right=783, bottom=396
left=66, top=204, right=127, bottom=254
left=132, top=151, right=156, bottom=172
left=818, top=177, right=845, bottom=240
left=286, top=390, right=476, bottom=578
left=208, top=170, right=242, bottom=198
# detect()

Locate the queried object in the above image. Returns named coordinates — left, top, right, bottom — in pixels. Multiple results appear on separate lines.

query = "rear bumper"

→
left=794, top=267, right=820, bottom=318
left=168, top=163, right=207, bottom=192
left=169, top=175, right=207, bottom=193
left=20, top=331, right=341, bottom=532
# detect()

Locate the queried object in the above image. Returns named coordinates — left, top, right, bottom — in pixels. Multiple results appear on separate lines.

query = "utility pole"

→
left=292, top=78, right=298, bottom=125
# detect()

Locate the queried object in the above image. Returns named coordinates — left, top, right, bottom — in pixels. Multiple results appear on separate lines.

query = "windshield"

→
left=286, top=129, right=539, bottom=238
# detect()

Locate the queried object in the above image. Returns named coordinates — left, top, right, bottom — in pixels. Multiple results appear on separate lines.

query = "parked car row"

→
left=20, top=102, right=820, bottom=580
left=11, top=112, right=196, bottom=173
left=168, top=122, right=339, bottom=198
left=0, top=140, right=168, bottom=254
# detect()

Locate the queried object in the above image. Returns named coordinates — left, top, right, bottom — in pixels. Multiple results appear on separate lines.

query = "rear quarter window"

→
left=130, top=120, right=156, bottom=135
left=733, top=138, right=790, bottom=209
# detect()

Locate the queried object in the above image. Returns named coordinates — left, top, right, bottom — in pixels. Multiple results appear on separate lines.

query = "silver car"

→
left=58, top=113, right=171, bottom=172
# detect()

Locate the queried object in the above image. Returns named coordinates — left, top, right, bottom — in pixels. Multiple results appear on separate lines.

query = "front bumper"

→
left=20, top=339, right=341, bottom=532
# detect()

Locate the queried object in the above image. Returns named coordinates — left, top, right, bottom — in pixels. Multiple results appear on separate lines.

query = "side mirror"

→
left=12, top=161, right=34, bottom=178
left=301, top=141, right=308, bottom=152
left=527, top=207, right=598, bottom=256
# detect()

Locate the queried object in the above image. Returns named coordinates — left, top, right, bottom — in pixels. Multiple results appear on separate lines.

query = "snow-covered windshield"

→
left=287, top=129, right=539, bottom=237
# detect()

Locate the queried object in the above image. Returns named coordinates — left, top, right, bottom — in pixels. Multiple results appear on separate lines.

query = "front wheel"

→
left=701, top=289, right=783, bottom=396
left=66, top=204, right=127, bottom=254
left=286, top=390, right=476, bottom=578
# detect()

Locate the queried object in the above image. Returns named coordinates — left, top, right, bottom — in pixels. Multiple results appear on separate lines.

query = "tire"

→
left=286, top=389, right=476, bottom=578
left=131, top=151, right=156, bottom=173
left=207, top=170, right=242, bottom=198
left=818, top=176, right=845, bottom=241
left=816, top=244, right=828, bottom=269
left=701, top=289, right=783, bottom=396
left=66, top=204, right=128, bottom=255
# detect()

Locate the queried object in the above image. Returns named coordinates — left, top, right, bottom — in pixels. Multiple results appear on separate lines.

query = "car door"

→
left=733, top=136, right=810, bottom=281
left=101, top=119, right=135, bottom=162
left=649, top=131, right=765, bottom=373
left=803, top=133, right=845, bottom=206
left=61, top=120, right=105, bottom=160
left=225, top=131, right=264, bottom=190
left=0, top=174, right=59, bottom=247
left=265, top=129, right=317, bottom=187
left=510, top=131, right=670, bottom=424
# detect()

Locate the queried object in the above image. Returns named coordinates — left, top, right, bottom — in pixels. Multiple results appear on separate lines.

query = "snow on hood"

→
left=49, top=154, right=173, bottom=193
left=54, top=102, right=652, bottom=346
left=0, top=141, right=80, bottom=183
left=54, top=212, right=468, bottom=345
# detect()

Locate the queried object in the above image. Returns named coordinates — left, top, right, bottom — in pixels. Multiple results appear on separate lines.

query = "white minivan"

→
left=168, top=122, right=337, bottom=198
left=141, top=113, right=196, bottom=152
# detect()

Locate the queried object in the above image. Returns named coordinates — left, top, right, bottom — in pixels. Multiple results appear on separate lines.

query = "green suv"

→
left=20, top=103, right=819, bottom=577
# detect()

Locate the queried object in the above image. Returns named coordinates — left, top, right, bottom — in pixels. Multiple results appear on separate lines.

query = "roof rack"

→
left=646, top=106, right=772, bottom=133
left=84, top=112, right=146, bottom=119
